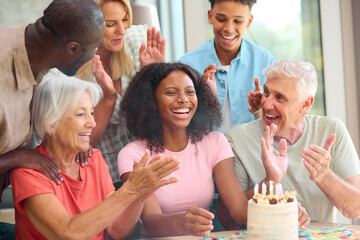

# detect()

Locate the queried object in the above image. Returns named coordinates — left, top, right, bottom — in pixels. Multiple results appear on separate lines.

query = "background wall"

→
left=0, top=0, right=52, bottom=26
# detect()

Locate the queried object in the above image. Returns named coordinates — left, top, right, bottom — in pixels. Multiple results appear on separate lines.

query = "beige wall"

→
left=0, top=0, right=52, bottom=26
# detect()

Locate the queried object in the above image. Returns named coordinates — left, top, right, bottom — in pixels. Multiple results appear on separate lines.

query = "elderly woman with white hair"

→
left=9, top=71, right=180, bottom=240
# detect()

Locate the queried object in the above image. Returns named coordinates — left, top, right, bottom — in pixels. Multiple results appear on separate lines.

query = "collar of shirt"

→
left=13, top=24, right=37, bottom=91
left=206, top=38, right=249, bottom=70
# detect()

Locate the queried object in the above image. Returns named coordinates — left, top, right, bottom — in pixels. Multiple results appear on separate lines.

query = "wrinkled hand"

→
left=298, top=202, right=310, bottom=230
left=139, top=27, right=166, bottom=66
left=202, top=64, right=220, bottom=95
left=15, top=149, right=63, bottom=184
left=91, top=55, right=117, bottom=98
left=261, top=123, right=288, bottom=183
left=248, top=77, right=262, bottom=118
left=75, top=146, right=93, bottom=167
left=180, top=207, right=214, bottom=237
left=302, top=134, right=336, bottom=183
left=126, top=149, right=179, bottom=199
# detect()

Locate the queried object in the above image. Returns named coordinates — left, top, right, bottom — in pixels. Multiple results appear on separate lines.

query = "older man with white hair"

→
left=218, top=59, right=360, bottom=228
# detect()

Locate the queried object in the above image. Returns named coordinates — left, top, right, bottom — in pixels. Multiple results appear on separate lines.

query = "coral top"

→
left=10, top=144, right=114, bottom=240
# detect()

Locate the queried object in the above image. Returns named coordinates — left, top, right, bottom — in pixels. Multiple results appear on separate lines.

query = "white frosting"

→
left=247, top=201, right=298, bottom=240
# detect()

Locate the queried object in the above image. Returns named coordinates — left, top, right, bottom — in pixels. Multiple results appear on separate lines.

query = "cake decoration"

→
left=201, top=226, right=360, bottom=240
left=247, top=181, right=298, bottom=240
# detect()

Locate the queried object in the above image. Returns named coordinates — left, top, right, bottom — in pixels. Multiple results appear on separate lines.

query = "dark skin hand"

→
left=2, top=147, right=92, bottom=184
left=75, top=146, right=93, bottom=167
left=2, top=149, right=63, bottom=184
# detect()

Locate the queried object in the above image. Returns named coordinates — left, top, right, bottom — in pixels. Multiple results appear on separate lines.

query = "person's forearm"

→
left=253, top=109, right=262, bottom=119
left=50, top=182, right=139, bottom=240
left=142, top=213, right=186, bottom=237
left=226, top=200, right=248, bottom=225
left=0, top=150, right=24, bottom=174
left=106, top=197, right=146, bottom=239
left=315, top=172, right=360, bottom=219
left=90, top=95, right=117, bottom=146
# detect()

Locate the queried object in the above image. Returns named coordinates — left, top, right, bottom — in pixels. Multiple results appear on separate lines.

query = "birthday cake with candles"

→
left=247, top=182, right=298, bottom=240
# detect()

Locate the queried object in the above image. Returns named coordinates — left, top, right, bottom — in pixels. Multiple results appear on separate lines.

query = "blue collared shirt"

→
left=179, top=38, right=274, bottom=127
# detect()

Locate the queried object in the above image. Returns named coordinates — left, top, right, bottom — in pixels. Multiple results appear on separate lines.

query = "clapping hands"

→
left=202, top=64, right=221, bottom=95
left=302, top=134, right=335, bottom=183
left=248, top=77, right=262, bottom=119
left=261, top=123, right=288, bottom=183
left=139, top=27, right=166, bottom=67
left=126, top=149, right=180, bottom=199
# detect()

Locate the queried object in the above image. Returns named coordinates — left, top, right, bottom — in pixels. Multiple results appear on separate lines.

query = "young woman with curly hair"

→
left=117, top=62, right=248, bottom=237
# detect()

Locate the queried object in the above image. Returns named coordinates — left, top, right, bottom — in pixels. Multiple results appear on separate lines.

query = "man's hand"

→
left=139, top=27, right=166, bottom=67
left=14, top=149, right=63, bottom=184
left=202, top=64, right=220, bottom=96
left=302, top=134, right=336, bottom=183
left=261, top=123, right=288, bottom=183
left=75, top=146, right=93, bottom=167
left=247, top=77, right=262, bottom=118
left=298, top=202, right=310, bottom=230
left=126, top=149, right=180, bottom=199
left=180, top=207, right=214, bottom=237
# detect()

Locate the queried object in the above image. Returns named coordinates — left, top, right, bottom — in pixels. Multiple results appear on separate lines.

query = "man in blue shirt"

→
left=180, top=0, right=274, bottom=133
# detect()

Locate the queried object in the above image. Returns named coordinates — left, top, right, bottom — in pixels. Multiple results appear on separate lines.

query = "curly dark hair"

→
left=120, top=62, right=222, bottom=152
left=209, top=0, right=257, bottom=10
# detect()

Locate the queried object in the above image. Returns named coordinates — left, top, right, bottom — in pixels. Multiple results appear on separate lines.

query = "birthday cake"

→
left=247, top=184, right=298, bottom=240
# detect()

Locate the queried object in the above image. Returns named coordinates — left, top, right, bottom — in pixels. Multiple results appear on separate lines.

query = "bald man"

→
left=0, top=1, right=104, bottom=238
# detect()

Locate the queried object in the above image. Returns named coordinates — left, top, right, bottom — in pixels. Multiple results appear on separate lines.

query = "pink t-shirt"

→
left=10, top=144, right=115, bottom=240
left=118, top=131, right=234, bottom=214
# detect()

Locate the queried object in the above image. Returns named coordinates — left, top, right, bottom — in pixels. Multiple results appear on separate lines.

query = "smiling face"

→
left=261, top=77, right=310, bottom=138
left=208, top=1, right=253, bottom=58
left=52, top=91, right=96, bottom=155
left=100, top=1, right=129, bottom=53
left=155, top=70, right=198, bottom=132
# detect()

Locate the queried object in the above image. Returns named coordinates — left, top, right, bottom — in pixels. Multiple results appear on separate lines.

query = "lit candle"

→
left=276, top=183, right=283, bottom=195
left=262, top=182, right=267, bottom=196
left=254, top=183, right=259, bottom=196
left=269, top=181, right=274, bottom=196
left=275, top=183, right=280, bottom=195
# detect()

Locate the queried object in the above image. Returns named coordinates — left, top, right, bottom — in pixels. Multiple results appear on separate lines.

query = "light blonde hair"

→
left=77, top=0, right=135, bottom=82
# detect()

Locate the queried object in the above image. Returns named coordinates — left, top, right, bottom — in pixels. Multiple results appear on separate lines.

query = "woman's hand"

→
left=139, top=27, right=166, bottom=67
left=91, top=55, right=117, bottom=98
left=179, top=207, right=214, bottom=237
left=126, top=149, right=180, bottom=199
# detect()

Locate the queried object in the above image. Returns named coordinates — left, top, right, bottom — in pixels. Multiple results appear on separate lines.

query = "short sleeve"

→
left=94, top=149, right=115, bottom=194
left=10, top=169, right=55, bottom=214
left=211, top=132, right=234, bottom=169
left=331, top=119, right=360, bottom=179
left=117, top=140, right=147, bottom=179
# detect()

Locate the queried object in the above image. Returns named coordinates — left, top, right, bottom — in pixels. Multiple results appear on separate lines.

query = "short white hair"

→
left=32, top=69, right=103, bottom=141
left=262, top=59, right=318, bottom=101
